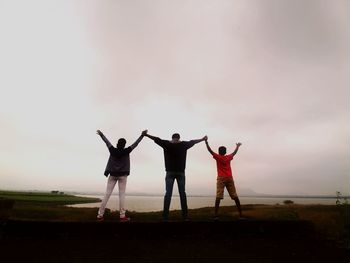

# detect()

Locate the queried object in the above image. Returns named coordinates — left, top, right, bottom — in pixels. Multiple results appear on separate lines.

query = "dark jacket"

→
left=99, top=133, right=143, bottom=177
left=154, top=138, right=195, bottom=172
left=104, top=146, right=133, bottom=176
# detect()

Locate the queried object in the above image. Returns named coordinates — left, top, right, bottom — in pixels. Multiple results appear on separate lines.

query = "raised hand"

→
left=236, top=142, right=242, bottom=147
left=96, top=130, right=103, bottom=136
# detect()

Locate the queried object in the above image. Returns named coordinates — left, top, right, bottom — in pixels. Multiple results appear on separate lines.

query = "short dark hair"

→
left=218, top=146, right=226, bottom=155
left=172, top=133, right=180, bottom=139
left=117, top=138, right=126, bottom=149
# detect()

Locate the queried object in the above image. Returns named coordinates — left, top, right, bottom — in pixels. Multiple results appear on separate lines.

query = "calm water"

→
left=68, top=195, right=338, bottom=212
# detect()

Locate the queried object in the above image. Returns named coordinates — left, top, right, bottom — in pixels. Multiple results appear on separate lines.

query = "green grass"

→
left=1, top=191, right=349, bottom=245
left=0, top=190, right=100, bottom=205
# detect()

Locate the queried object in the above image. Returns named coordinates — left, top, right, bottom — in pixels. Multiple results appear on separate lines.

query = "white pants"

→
left=98, top=175, right=127, bottom=218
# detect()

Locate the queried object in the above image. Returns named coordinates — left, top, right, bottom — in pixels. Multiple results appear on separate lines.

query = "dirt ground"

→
left=1, top=220, right=349, bottom=263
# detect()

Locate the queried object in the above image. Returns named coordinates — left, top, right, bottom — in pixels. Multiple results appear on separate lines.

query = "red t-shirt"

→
left=212, top=153, right=234, bottom=177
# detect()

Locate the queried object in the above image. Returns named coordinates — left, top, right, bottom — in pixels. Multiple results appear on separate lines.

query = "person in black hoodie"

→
left=96, top=129, right=147, bottom=222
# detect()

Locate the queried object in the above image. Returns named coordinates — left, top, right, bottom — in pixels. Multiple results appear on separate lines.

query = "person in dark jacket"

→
left=96, top=129, right=147, bottom=222
left=145, top=132, right=207, bottom=221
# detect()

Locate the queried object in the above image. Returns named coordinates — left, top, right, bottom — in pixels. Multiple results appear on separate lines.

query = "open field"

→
left=0, top=190, right=101, bottom=204
left=1, top=206, right=350, bottom=263
left=1, top=191, right=349, bottom=262
left=1, top=191, right=349, bottom=243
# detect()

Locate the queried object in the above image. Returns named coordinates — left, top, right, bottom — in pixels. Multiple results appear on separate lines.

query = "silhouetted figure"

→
left=145, top=132, right=206, bottom=221
left=205, top=138, right=243, bottom=219
left=96, top=129, right=147, bottom=222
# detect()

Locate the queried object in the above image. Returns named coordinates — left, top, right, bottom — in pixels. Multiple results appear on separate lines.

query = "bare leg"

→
left=233, top=197, right=242, bottom=217
left=214, top=198, right=221, bottom=218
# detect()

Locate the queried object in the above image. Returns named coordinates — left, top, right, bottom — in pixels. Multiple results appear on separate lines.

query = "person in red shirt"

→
left=205, top=138, right=242, bottom=219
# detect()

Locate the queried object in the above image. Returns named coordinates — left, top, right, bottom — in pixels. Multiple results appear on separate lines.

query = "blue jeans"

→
left=163, top=172, right=187, bottom=219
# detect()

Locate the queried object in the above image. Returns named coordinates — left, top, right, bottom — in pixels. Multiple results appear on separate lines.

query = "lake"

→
left=68, top=195, right=338, bottom=212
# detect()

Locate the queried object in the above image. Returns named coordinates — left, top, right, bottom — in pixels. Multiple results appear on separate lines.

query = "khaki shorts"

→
left=216, top=176, right=238, bottom=199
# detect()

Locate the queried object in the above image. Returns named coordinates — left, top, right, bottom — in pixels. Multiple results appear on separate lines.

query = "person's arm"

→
left=144, top=132, right=168, bottom=148
left=144, top=133, right=159, bottom=141
left=96, top=130, right=113, bottom=148
left=189, top=135, right=207, bottom=145
left=231, top=142, right=242, bottom=156
left=130, top=130, right=148, bottom=150
left=205, top=138, right=215, bottom=155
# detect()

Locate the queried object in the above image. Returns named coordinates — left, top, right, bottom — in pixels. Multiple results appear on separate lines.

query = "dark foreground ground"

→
left=1, top=219, right=349, bottom=263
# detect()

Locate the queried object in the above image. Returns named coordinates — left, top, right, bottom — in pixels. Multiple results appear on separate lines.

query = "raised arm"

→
left=190, top=135, right=207, bottom=145
left=144, top=133, right=159, bottom=141
left=96, top=130, right=113, bottom=148
left=231, top=142, right=242, bottom=156
left=130, top=130, right=148, bottom=150
left=205, top=138, right=215, bottom=155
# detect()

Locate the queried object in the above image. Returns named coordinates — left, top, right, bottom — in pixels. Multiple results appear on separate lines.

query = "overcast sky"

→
left=0, top=0, right=349, bottom=196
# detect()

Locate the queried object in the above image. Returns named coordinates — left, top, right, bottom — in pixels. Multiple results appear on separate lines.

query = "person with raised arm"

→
left=96, top=129, right=147, bottom=222
left=145, top=132, right=207, bottom=221
left=205, top=137, right=243, bottom=220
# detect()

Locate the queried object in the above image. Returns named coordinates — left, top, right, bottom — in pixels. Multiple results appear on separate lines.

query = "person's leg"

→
left=117, top=175, right=128, bottom=219
left=98, top=176, right=118, bottom=218
left=176, top=173, right=188, bottom=220
left=233, top=197, right=242, bottom=217
left=215, top=177, right=225, bottom=218
left=226, top=178, right=242, bottom=217
left=163, top=172, right=175, bottom=220
left=214, top=198, right=221, bottom=218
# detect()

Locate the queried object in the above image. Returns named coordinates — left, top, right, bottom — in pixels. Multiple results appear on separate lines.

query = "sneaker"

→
left=120, top=216, right=130, bottom=222
left=97, top=216, right=104, bottom=222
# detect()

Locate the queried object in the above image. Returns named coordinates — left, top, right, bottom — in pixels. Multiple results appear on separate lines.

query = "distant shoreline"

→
left=77, top=193, right=344, bottom=199
left=1, top=189, right=348, bottom=200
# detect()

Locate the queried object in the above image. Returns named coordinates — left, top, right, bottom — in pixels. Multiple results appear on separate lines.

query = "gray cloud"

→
left=1, top=1, right=349, bottom=195
left=83, top=0, right=350, bottom=194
